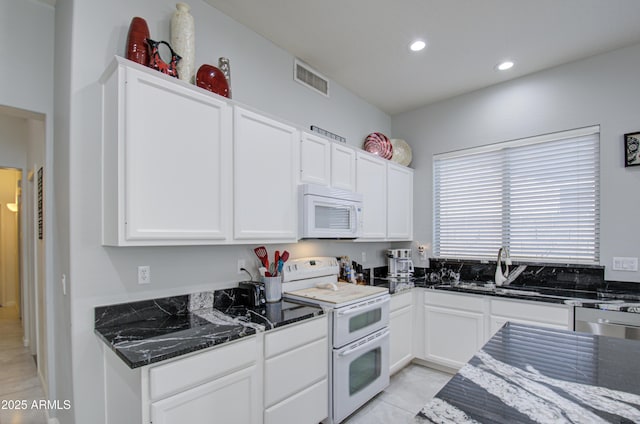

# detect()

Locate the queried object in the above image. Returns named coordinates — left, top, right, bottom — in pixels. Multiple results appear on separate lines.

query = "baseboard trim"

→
left=411, top=358, right=458, bottom=375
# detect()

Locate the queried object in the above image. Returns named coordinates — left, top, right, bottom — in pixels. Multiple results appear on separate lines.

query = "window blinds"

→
left=433, top=126, right=600, bottom=263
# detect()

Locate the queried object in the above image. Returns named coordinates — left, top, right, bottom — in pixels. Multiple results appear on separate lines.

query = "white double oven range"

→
left=282, top=257, right=390, bottom=424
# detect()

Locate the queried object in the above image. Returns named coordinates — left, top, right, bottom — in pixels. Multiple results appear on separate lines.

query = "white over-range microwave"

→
left=300, top=183, right=363, bottom=239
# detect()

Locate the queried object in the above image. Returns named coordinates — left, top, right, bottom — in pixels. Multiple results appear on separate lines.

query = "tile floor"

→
left=343, top=363, right=453, bottom=423
left=0, top=305, right=49, bottom=424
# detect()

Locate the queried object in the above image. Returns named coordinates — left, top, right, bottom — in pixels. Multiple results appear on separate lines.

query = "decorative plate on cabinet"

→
left=364, top=132, right=393, bottom=159
left=390, top=138, right=412, bottom=166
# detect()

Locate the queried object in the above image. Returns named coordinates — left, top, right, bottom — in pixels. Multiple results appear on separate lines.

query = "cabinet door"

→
left=300, top=132, right=330, bottom=186
left=233, top=107, right=299, bottom=240
left=108, top=65, right=232, bottom=245
left=390, top=304, right=413, bottom=374
left=264, top=379, right=328, bottom=424
left=150, top=365, right=259, bottom=424
left=387, top=163, right=413, bottom=240
left=424, top=305, right=484, bottom=369
left=355, top=152, right=387, bottom=239
left=331, top=143, right=356, bottom=191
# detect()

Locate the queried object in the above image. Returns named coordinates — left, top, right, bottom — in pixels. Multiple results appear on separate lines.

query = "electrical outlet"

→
left=361, top=252, right=367, bottom=263
left=612, top=257, right=638, bottom=272
left=237, top=259, right=246, bottom=274
left=138, top=266, right=151, bottom=284
left=417, top=245, right=427, bottom=260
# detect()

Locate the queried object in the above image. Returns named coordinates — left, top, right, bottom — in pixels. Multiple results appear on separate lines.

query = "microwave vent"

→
left=294, top=59, right=329, bottom=97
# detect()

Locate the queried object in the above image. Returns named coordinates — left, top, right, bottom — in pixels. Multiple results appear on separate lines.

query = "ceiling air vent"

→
left=294, top=59, right=329, bottom=97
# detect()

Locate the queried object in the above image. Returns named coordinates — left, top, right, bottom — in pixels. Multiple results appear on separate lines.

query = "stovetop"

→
left=285, top=282, right=388, bottom=307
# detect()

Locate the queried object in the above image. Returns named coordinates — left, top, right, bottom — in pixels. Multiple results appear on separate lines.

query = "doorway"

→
left=0, top=167, right=22, bottom=314
left=0, top=108, right=48, bottom=398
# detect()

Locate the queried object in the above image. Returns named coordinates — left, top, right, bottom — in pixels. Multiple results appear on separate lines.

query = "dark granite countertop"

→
left=94, top=289, right=324, bottom=369
left=414, top=323, right=640, bottom=423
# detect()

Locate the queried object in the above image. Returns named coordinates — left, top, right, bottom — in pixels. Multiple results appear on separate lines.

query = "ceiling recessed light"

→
left=496, top=60, right=515, bottom=71
left=409, top=40, right=426, bottom=52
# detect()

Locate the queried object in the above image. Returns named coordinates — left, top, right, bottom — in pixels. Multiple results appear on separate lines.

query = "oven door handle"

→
left=597, top=318, right=640, bottom=328
left=338, top=330, right=390, bottom=357
left=336, top=296, right=390, bottom=317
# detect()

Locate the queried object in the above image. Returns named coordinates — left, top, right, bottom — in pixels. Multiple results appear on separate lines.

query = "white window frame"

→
left=433, top=126, right=600, bottom=264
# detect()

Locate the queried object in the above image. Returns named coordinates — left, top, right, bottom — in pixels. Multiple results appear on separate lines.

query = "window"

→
left=433, top=126, right=600, bottom=263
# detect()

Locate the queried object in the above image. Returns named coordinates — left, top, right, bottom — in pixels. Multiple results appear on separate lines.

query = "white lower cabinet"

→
left=263, top=315, right=329, bottom=424
left=420, top=289, right=573, bottom=370
left=389, top=291, right=414, bottom=374
left=489, top=298, right=571, bottom=337
left=103, top=317, right=331, bottom=424
left=150, top=365, right=258, bottom=424
left=103, top=336, right=260, bottom=424
left=423, top=292, right=485, bottom=369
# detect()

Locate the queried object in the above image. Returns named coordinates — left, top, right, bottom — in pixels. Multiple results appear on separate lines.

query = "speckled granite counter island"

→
left=94, top=288, right=324, bottom=368
left=414, top=323, right=640, bottom=423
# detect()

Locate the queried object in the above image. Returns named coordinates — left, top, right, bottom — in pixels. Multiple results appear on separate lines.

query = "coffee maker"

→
left=387, top=249, right=414, bottom=278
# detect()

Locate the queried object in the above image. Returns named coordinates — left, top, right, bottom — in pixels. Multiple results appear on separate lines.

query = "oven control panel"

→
left=282, top=257, right=340, bottom=282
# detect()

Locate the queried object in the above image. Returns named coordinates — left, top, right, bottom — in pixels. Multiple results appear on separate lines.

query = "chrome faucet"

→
left=495, top=247, right=511, bottom=286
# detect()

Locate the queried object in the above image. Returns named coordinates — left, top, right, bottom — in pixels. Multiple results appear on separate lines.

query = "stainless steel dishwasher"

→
left=575, top=306, right=640, bottom=340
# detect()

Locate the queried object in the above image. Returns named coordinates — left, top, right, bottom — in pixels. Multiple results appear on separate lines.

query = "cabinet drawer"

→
left=425, top=290, right=485, bottom=312
left=265, top=338, right=328, bottom=407
left=264, top=378, right=328, bottom=424
left=265, top=315, right=327, bottom=358
left=391, top=291, right=413, bottom=311
left=149, top=336, right=257, bottom=401
left=150, top=365, right=257, bottom=424
left=491, top=299, right=569, bottom=326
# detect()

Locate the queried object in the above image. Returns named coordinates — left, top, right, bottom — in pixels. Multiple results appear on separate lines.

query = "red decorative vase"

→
left=196, top=64, right=230, bottom=98
left=126, top=17, right=150, bottom=65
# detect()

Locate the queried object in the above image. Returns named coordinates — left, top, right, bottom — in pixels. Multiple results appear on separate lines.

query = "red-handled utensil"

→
left=254, top=246, right=269, bottom=269
left=273, top=251, right=280, bottom=275
left=280, top=251, right=289, bottom=263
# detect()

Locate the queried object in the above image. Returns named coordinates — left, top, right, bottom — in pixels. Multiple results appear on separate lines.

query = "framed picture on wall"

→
left=624, top=131, right=640, bottom=167
left=38, top=167, right=43, bottom=240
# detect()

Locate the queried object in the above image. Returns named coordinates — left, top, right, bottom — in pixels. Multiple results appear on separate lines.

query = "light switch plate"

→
left=612, top=257, right=638, bottom=272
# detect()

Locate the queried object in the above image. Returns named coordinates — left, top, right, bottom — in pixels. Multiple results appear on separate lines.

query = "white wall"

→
left=63, top=1, right=391, bottom=423
left=392, top=42, right=640, bottom=283
left=52, top=0, right=74, bottom=420
left=0, top=115, right=28, bottom=169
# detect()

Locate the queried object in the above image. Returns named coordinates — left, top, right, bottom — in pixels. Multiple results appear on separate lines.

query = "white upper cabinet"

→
left=331, top=143, right=357, bottom=191
left=233, top=106, right=300, bottom=241
left=101, top=58, right=410, bottom=245
left=355, top=151, right=413, bottom=241
left=387, top=163, right=413, bottom=240
left=101, top=58, right=232, bottom=246
left=356, top=152, right=388, bottom=240
left=300, top=133, right=356, bottom=192
left=300, top=132, right=331, bottom=186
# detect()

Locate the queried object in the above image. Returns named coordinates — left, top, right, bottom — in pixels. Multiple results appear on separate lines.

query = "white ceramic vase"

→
left=171, top=2, right=195, bottom=83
